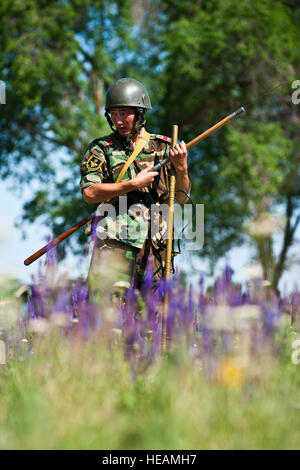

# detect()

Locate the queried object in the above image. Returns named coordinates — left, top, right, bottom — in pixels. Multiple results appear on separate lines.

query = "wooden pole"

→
left=24, top=217, right=92, bottom=266
left=186, top=107, right=244, bottom=149
left=162, top=125, right=178, bottom=353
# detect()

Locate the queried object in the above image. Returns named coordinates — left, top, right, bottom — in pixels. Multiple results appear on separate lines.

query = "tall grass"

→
left=0, top=253, right=299, bottom=449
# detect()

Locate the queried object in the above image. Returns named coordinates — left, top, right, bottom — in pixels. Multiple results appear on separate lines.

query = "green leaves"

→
left=223, top=121, right=293, bottom=204
left=0, top=0, right=136, bottom=257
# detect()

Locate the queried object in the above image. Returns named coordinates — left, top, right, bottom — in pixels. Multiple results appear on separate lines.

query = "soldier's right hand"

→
left=132, top=167, right=159, bottom=189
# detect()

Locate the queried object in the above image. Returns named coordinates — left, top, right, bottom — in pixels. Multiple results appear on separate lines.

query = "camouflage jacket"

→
left=80, top=130, right=172, bottom=250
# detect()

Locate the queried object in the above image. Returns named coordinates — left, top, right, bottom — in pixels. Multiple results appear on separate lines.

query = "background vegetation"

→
left=1, top=0, right=300, bottom=291
left=1, top=2, right=300, bottom=449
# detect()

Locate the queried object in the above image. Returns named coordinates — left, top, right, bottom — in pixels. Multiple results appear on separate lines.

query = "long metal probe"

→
left=24, top=108, right=245, bottom=266
left=153, top=107, right=245, bottom=171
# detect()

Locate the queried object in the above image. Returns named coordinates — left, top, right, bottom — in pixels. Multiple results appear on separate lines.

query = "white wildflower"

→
left=206, top=304, right=261, bottom=331
left=243, top=263, right=263, bottom=279
left=234, top=305, right=261, bottom=330
left=234, top=305, right=261, bottom=321
left=245, top=213, right=285, bottom=237
left=111, top=328, right=122, bottom=336
left=50, top=312, right=68, bottom=327
left=0, top=298, right=19, bottom=328
left=28, top=318, right=49, bottom=334
left=206, top=305, right=234, bottom=331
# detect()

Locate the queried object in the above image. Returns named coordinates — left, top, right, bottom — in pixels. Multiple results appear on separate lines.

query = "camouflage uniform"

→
left=80, top=131, right=172, bottom=294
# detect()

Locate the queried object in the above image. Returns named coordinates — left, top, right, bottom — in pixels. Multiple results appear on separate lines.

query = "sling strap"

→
left=116, top=129, right=151, bottom=183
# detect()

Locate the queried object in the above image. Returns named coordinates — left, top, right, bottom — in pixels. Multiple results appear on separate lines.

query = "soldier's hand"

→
left=132, top=167, right=159, bottom=189
left=169, top=141, right=188, bottom=173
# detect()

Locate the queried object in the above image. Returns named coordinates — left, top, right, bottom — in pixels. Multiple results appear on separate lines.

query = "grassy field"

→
left=0, top=263, right=300, bottom=449
left=0, top=326, right=300, bottom=449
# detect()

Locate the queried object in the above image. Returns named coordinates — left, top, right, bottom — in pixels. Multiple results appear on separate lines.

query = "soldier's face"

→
left=110, top=107, right=136, bottom=135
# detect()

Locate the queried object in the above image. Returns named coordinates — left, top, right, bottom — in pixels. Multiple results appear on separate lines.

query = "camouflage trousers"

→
left=88, top=238, right=165, bottom=301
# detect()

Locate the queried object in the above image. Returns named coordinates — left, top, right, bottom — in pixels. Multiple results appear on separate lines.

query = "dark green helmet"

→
left=105, top=78, right=152, bottom=111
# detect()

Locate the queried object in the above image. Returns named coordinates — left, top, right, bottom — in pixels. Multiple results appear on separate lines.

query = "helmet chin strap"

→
left=105, top=111, right=116, bottom=132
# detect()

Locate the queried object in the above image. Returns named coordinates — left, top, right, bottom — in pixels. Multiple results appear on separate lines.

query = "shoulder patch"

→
left=152, top=134, right=172, bottom=144
left=86, top=153, right=105, bottom=171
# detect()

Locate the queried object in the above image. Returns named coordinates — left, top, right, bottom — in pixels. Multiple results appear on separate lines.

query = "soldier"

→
left=80, top=78, right=190, bottom=301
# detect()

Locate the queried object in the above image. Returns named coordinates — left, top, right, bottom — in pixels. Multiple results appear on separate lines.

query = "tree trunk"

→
left=256, top=236, right=275, bottom=283
left=272, top=195, right=299, bottom=294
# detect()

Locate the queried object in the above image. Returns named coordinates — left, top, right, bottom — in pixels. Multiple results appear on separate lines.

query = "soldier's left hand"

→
left=169, top=141, right=188, bottom=173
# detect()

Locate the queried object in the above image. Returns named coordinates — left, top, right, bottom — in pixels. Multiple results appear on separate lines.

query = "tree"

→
left=137, top=0, right=300, bottom=291
left=0, top=0, right=134, bottom=258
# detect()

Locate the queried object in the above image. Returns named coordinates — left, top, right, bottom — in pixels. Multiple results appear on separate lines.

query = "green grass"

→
left=1, top=330, right=300, bottom=450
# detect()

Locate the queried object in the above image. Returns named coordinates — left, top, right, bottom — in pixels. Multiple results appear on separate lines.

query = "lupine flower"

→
left=0, top=252, right=293, bottom=384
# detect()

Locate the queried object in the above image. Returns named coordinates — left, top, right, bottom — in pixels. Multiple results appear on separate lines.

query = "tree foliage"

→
left=0, top=0, right=134, bottom=256
left=142, top=0, right=300, bottom=289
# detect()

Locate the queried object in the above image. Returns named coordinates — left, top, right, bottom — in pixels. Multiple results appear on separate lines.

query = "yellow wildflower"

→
left=219, top=358, right=244, bottom=389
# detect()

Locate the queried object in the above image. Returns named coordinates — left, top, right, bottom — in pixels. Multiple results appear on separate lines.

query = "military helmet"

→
left=105, top=78, right=152, bottom=111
